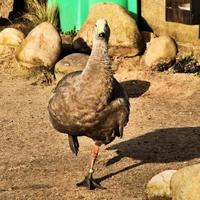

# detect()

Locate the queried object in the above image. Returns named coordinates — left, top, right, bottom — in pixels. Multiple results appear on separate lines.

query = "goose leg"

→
left=77, top=142, right=105, bottom=190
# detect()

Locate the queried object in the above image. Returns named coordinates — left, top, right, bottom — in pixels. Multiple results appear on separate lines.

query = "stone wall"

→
left=141, top=0, right=200, bottom=46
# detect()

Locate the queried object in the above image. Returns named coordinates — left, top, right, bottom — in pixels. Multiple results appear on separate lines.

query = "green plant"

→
left=153, top=62, right=172, bottom=72
left=194, top=71, right=200, bottom=78
left=179, top=54, right=198, bottom=64
left=23, top=0, right=59, bottom=27
left=173, top=53, right=200, bottom=73
left=62, top=26, right=77, bottom=39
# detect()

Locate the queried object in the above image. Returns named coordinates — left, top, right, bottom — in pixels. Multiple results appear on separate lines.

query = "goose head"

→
left=94, top=18, right=110, bottom=42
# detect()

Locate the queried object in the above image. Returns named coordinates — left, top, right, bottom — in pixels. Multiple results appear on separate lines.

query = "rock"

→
left=0, top=28, right=24, bottom=46
left=147, top=170, right=177, bottom=200
left=73, top=2, right=143, bottom=57
left=0, top=0, right=13, bottom=18
left=55, top=53, right=89, bottom=81
left=171, top=164, right=200, bottom=200
left=145, top=35, right=177, bottom=67
left=15, top=22, right=61, bottom=70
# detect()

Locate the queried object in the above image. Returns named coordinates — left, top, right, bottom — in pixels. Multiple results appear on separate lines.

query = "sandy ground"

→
left=0, top=46, right=200, bottom=200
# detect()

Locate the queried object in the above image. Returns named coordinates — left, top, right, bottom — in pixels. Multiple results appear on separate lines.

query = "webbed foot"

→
left=76, top=172, right=105, bottom=190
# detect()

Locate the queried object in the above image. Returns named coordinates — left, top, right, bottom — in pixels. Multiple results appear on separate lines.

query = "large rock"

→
left=170, top=164, right=200, bottom=200
left=73, top=2, right=143, bottom=57
left=55, top=53, right=89, bottom=81
left=15, top=22, right=61, bottom=69
left=145, top=35, right=177, bottom=67
left=146, top=170, right=177, bottom=200
left=0, top=28, right=24, bottom=46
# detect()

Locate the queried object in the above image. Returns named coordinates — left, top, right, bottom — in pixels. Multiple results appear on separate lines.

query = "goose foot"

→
left=76, top=172, right=105, bottom=190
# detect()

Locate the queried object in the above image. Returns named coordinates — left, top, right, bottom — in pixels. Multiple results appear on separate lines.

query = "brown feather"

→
left=48, top=20, right=130, bottom=145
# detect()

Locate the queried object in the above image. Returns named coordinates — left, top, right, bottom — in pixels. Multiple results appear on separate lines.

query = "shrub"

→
left=173, top=54, right=200, bottom=73
left=23, top=0, right=59, bottom=28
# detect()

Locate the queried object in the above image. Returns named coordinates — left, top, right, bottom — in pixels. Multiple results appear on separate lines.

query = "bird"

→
left=48, top=18, right=130, bottom=190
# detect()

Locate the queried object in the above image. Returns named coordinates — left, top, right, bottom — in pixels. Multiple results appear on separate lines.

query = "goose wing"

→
left=53, top=71, right=82, bottom=93
left=107, top=78, right=130, bottom=138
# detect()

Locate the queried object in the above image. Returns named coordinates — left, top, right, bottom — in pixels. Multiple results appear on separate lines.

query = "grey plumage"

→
left=48, top=19, right=130, bottom=152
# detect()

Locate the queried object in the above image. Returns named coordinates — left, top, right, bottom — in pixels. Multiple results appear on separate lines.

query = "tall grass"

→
left=24, top=0, right=59, bottom=28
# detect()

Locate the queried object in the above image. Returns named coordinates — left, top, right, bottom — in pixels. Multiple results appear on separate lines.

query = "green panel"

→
left=48, top=0, right=78, bottom=32
left=58, top=0, right=77, bottom=32
left=89, top=0, right=128, bottom=8
left=48, top=0, right=138, bottom=32
left=128, top=0, right=138, bottom=20
left=77, top=0, right=89, bottom=29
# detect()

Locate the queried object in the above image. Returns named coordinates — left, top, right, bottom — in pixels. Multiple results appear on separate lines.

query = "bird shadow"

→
left=120, top=80, right=151, bottom=98
left=107, top=127, right=200, bottom=165
left=96, top=127, right=200, bottom=184
left=95, top=79, right=150, bottom=183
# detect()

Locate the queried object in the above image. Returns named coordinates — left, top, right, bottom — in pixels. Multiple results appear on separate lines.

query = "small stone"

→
left=0, top=28, right=24, bottom=46
left=146, top=170, right=177, bottom=199
left=0, top=0, right=14, bottom=18
left=145, top=35, right=177, bottom=67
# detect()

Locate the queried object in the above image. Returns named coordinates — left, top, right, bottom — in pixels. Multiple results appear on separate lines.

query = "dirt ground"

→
left=0, top=45, right=200, bottom=200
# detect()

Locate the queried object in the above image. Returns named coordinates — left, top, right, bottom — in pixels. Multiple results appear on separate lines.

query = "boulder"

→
left=0, top=28, right=24, bottom=46
left=145, top=35, right=177, bottom=67
left=73, top=2, right=143, bottom=57
left=170, top=164, right=200, bottom=200
left=55, top=53, right=89, bottom=81
left=0, top=0, right=13, bottom=18
left=15, top=22, right=61, bottom=69
left=146, top=170, right=177, bottom=200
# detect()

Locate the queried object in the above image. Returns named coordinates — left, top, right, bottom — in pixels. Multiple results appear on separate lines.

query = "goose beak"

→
left=98, top=32, right=105, bottom=37
left=97, top=25, right=106, bottom=38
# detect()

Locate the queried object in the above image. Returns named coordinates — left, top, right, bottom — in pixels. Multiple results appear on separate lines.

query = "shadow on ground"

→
left=107, top=127, right=200, bottom=164
left=121, top=80, right=151, bottom=98
left=96, top=127, right=200, bottom=184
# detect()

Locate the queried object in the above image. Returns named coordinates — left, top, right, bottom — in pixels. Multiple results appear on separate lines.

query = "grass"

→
left=23, top=0, right=59, bottom=28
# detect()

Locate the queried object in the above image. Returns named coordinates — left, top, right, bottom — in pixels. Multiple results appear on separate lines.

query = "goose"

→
left=48, top=19, right=130, bottom=190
